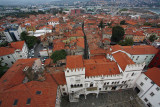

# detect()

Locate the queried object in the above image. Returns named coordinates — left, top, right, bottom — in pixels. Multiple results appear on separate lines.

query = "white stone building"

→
left=51, top=44, right=159, bottom=103
left=110, top=45, right=158, bottom=66
left=0, top=41, right=28, bottom=67
left=134, top=67, right=160, bottom=107
left=48, top=18, right=59, bottom=27
left=64, top=54, right=145, bottom=102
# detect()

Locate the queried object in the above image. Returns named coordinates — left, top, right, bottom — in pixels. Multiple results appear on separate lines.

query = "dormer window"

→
left=36, top=91, right=42, bottom=95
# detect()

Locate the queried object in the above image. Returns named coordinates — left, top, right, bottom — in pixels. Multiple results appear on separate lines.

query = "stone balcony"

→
left=86, top=87, right=98, bottom=91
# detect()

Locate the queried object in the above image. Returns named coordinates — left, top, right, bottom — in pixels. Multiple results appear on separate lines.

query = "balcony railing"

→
left=86, top=87, right=97, bottom=91
left=103, top=84, right=128, bottom=88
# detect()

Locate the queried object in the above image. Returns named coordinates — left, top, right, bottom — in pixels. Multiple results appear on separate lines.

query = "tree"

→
left=119, top=38, right=134, bottom=46
left=0, top=41, right=8, bottom=47
left=50, top=50, right=67, bottom=63
left=20, top=31, right=38, bottom=49
left=120, top=8, right=128, bottom=11
left=20, top=31, right=28, bottom=40
left=98, top=20, right=105, bottom=29
left=120, top=20, right=126, bottom=25
left=144, top=22, right=152, bottom=26
left=111, top=26, right=125, bottom=43
left=149, top=35, right=157, bottom=42
left=0, top=60, right=8, bottom=78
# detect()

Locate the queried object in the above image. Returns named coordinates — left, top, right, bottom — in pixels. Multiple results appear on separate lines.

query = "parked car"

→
left=44, top=56, right=49, bottom=59
left=30, top=49, right=34, bottom=54
left=31, top=53, right=34, bottom=57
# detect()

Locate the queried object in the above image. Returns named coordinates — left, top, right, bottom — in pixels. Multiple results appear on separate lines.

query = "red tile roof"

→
left=112, top=52, right=135, bottom=71
left=0, top=47, right=15, bottom=56
left=134, top=31, right=145, bottom=36
left=0, top=74, right=58, bottom=107
left=144, top=67, right=160, bottom=87
left=10, top=41, right=25, bottom=50
left=90, top=48, right=106, bottom=55
left=122, top=45, right=158, bottom=55
left=39, top=25, right=53, bottom=30
left=44, top=58, right=52, bottom=66
left=48, top=18, right=59, bottom=22
left=52, top=71, right=66, bottom=85
left=53, top=42, right=65, bottom=52
left=66, top=55, right=84, bottom=69
left=84, top=59, right=120, bottom=77
left=110, top=45, right=158, bottom=55
left=0, top=58, right=37, bottom=92
left=90, top=55, right=106, bottom=59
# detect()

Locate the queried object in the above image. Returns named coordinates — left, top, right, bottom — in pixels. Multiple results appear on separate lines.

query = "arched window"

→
left=71, top=84, right=73, bottom=88
left=80, top=84, right=83, bottom=87
left=74, top=84, right=76, bottom=87
left=90, top=83, right=93, bottom=87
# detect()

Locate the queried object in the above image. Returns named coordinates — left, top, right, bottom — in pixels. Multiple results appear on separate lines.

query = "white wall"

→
left=48, top=22, right=59, bottom=27
left=4, top=32, right=13, bottom=42
left=21, top=42, right=29, bottom=58
left=135, top=74, right=153, bottom=97
left=10, top=30, right=21, bottom=41
left=141, top=84, right=160, bottom=107
left=59, top=85, right=68, bottom=95
left=131, top=54, right=155, bottom=66
left=135, top=73, right=160, bottom=107
left=4, top=26, right=22, bottom=42
left=0, top=54, right=16, bottom=67
left=65, top=68, right=85, bottom=93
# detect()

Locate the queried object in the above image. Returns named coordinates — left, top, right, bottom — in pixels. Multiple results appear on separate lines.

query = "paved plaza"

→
left=61, top=89, right=145, bottom=107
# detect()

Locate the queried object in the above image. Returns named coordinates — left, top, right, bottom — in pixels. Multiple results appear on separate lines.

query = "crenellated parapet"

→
left=125, top=62, right=145, bottom=72
left=65, top=67, right=85, bottom=77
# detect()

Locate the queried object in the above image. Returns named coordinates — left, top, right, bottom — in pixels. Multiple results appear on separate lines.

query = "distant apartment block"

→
left=4, top=25, right=22, bottom=42
left=0, top=41, right=28, bottom=67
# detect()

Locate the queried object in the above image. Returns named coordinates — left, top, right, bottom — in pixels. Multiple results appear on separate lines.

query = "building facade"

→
left=148, top=50, right=160, bottom=68
left=64, top=54, right=145, bottom=102
left=4, top=26, right=22, bottom=42
left=0, top=41, right=28, bottom=67
left=134, top=67, right=160, bottom=107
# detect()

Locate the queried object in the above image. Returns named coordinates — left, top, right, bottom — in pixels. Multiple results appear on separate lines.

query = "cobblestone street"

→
left=61, top=89, right=145, bottom=107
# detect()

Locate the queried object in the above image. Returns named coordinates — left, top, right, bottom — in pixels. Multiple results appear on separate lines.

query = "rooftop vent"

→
left=23, top=66, right=29, bottom=72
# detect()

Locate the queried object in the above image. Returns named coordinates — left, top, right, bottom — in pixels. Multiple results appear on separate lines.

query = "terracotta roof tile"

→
left=0, top=74, right=58, bottom=107
left=144, top=67, right=160, bottom=87
left=66, top=55, right=84, bottom=69
left=44, top=58, right=52, bottom=66
left=84, top=59, right=120, bottom=77
left=0, top=58, right=37, bottom=92
left=112, top=52, right=135, bottom=71
left=10, top=41, right=25, bottom=50
left=52, top=71, right=66, bottom=85
left=111, top=45, right=158, bottom=55
left=0, top=47, right=15, bottom=56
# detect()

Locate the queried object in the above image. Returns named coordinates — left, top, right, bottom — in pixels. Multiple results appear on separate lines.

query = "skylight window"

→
left=3, top=80, right=7, bottom=83
left=26, top=98, right=31, bottom=105
left=36, top=91, right=42, bottom=95
left=13, top=99, right=18, bottom=106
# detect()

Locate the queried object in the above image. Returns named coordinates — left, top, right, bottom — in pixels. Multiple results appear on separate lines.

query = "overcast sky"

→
left=0, top=0, right=59, bottom=5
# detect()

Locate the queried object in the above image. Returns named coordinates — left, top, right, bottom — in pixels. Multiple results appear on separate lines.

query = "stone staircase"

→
left=69, top=88, right=85, bottom=102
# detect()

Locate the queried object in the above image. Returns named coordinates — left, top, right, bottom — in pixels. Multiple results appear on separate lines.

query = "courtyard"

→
left=61, top=89, right=145, bottom=107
